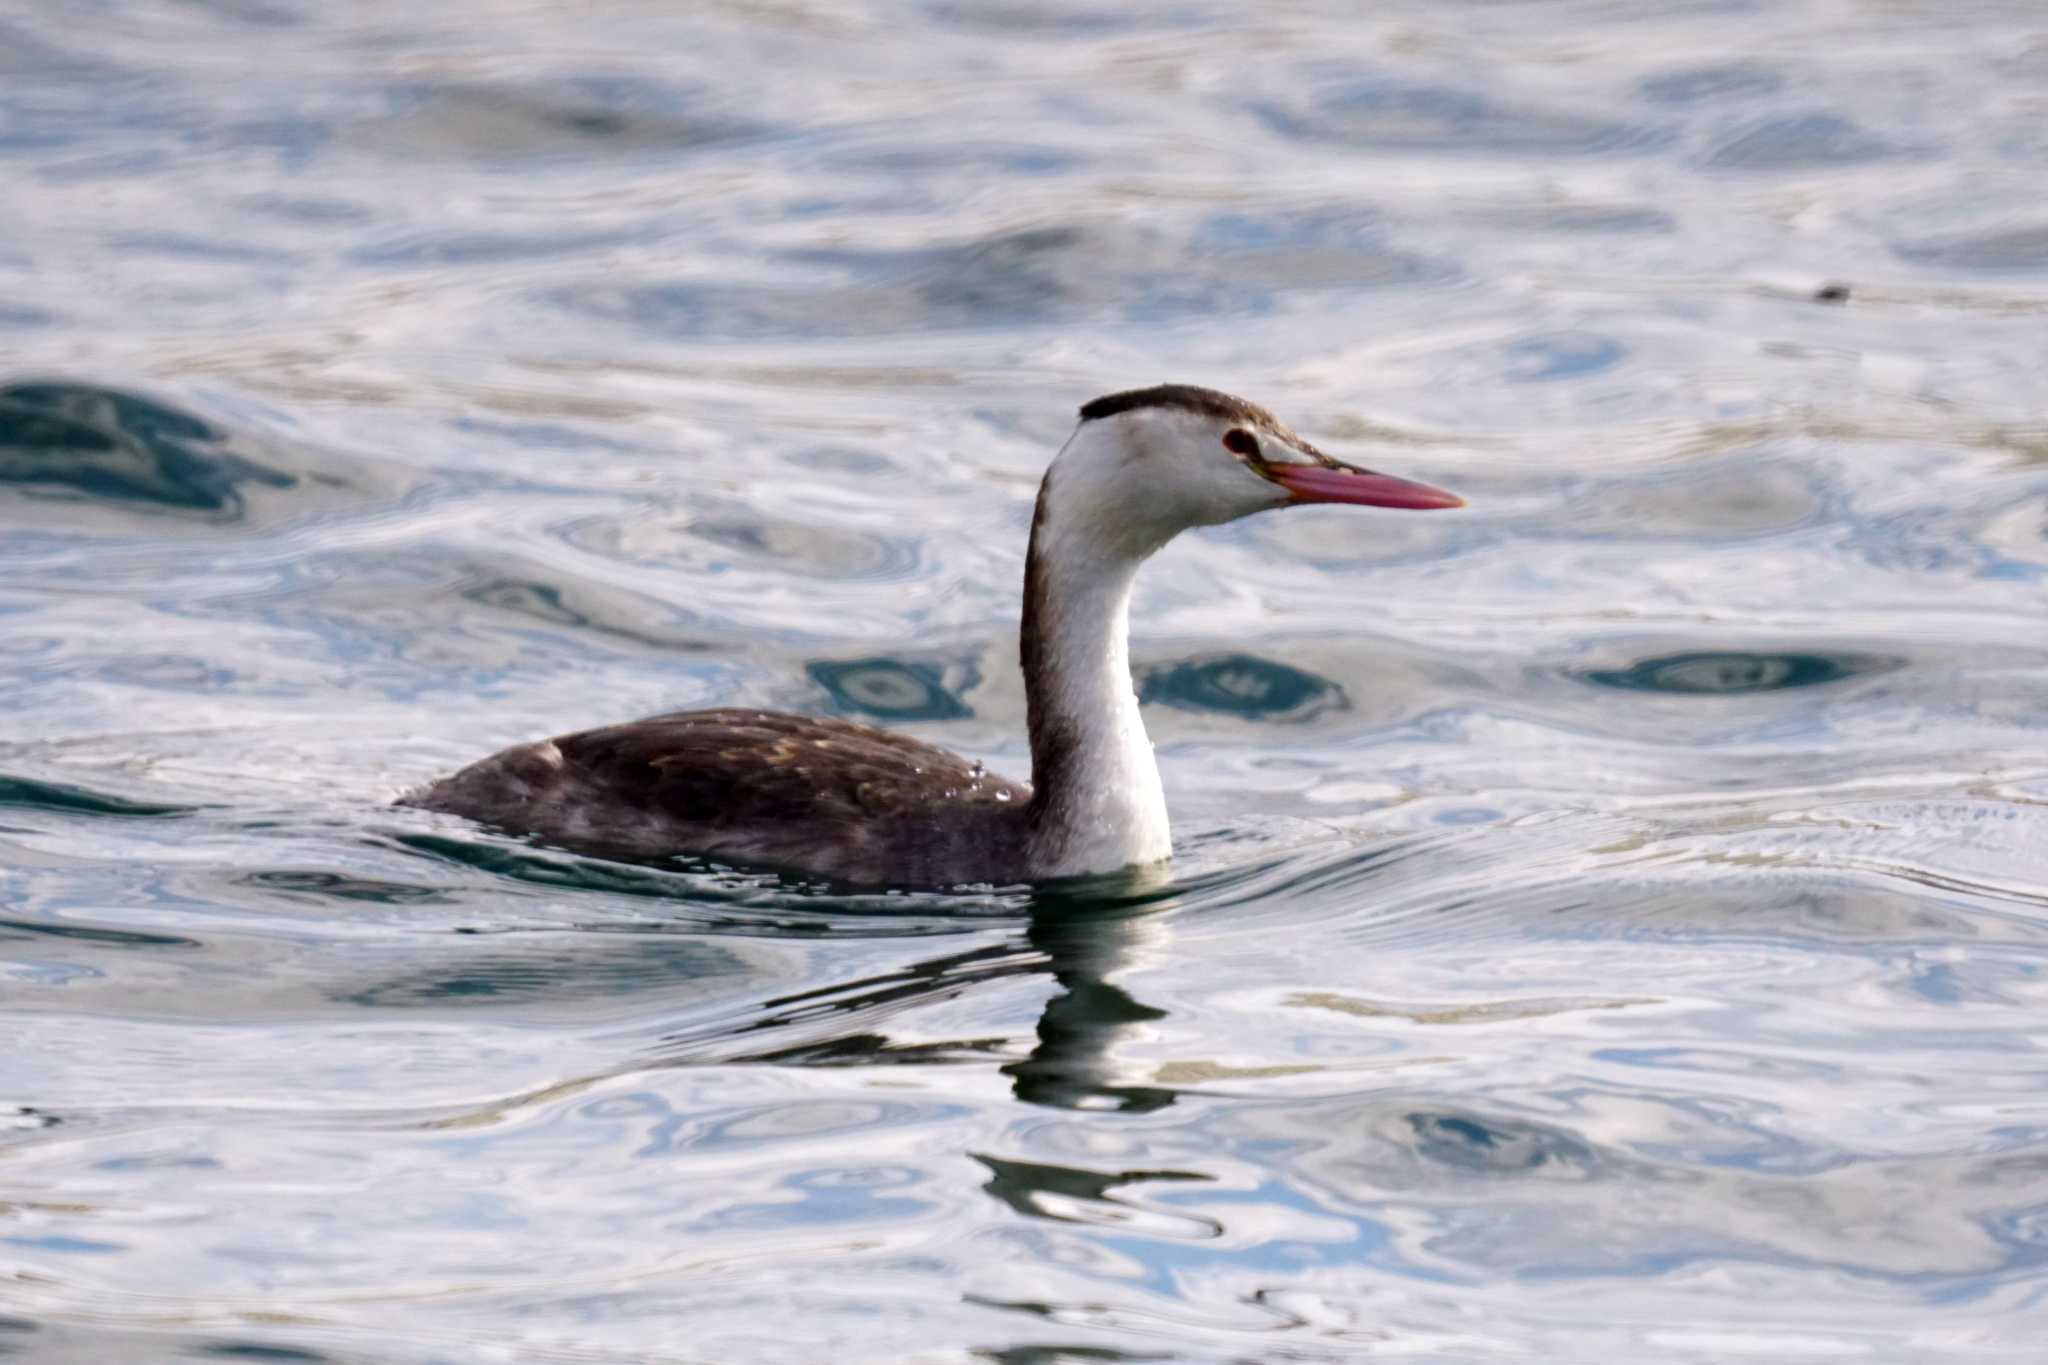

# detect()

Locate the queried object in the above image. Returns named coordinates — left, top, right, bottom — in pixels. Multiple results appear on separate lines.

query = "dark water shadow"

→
left=808, top=655, right=977, bottom=721
left=0, top=772, right=200, bottom=819
left=973, top=1347, right=1169, bottom=1365
left=192, top=1342, right=332, bottom=1362
left=0, top=381, right=293, bottom=520
left=1576, top=649, right=1900, bottom=695
left=0, top=916, right=198, bottom=949
left=1138, top=652, right=1345, bottom=722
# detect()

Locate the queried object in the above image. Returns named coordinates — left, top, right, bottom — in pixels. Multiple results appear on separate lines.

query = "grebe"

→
left=401, top=385, right=1463, bottom=887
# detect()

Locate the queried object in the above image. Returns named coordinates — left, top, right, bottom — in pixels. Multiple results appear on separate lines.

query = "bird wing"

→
left=403, top=707, right=1032, bottom=881
left=554, top=708, right=1027, bottom=827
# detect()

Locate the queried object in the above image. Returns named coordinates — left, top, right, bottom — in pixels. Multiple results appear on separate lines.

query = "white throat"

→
left=1021, top=445, right=1176, bottom=879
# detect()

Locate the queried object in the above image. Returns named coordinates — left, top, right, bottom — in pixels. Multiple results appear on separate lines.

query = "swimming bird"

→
left=401, top=385, right=1463, bottom=887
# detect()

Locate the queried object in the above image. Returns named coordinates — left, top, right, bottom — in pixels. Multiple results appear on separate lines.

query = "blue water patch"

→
left=0, top=1235, right=123, bottom=1255
left=1406, top=1111, right=1600, bottom=1175
left=1705, top=113, right=1909, bottom=168
left=1894, top=224, right=2048, bottom=272
left=1258, top=77, right=1666, bottom=156
left=1639, top=63, right=1785, bottom=104
left=1501, top=332, right=1626, bottom=382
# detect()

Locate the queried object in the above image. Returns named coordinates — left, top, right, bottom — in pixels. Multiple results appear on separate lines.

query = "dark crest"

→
left=1078, top=384, right=1278, bottom=428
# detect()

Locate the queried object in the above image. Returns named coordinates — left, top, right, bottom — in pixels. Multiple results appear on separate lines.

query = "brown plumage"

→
left=402, top=709, right=1036, bottom=886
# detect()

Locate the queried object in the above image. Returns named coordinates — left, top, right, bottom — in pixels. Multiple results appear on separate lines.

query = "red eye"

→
left=1222, top=429, right=1260, bottom=458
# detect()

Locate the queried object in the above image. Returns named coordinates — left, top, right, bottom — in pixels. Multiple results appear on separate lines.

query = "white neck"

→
left=1020, top=461, right=1174, bottom=879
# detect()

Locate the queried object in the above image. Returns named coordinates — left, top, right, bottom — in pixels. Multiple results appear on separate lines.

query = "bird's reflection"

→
left=1002, top=898, right=1177, bottom=1112
left=629, top=872, right=1184, bottom=1111
left=624, top=867, right=1184, bottom=1110
left=698, top=882, right=1182, bottom=1113
left=352, top=839, right=1184, bottom=1114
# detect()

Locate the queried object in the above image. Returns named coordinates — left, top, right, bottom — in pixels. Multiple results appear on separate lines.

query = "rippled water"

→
left=5, top=1, right=2048, bottom=1360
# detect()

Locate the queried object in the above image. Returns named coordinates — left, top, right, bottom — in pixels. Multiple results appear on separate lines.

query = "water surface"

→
left=4, top=1, right=2048, bottom=1360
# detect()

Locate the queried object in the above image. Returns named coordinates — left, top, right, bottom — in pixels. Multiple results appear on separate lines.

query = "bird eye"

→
left=1222, top=429, right=1261, bottom=459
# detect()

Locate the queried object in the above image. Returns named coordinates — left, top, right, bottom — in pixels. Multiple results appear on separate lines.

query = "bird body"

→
left=407, top=708, right=1036, bottom=886
left=402, top=385, right=1462, bottom=887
